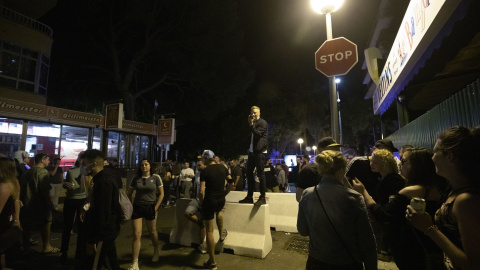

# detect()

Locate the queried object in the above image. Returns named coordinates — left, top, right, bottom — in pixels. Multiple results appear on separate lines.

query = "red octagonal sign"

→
left=315, top=37, right=358, bottom=77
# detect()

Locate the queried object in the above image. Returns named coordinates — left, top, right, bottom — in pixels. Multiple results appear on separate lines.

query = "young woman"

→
left=354, top=149, right=405, bottom=261
left=297, top=150, right=377, bottom=270
left=0, top=157, right=22, bottom=270
left=407, top=126, right=480, bottom=270
left=353, top=148, right=448, bottom=269
left=127, top=159, right=164, bottom=270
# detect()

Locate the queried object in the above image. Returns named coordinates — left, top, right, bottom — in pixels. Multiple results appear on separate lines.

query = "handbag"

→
left=118, top=189, right=133, bottom=221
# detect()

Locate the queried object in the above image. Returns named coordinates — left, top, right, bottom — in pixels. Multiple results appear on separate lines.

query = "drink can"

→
left=410, top=197, right=426, bottom=214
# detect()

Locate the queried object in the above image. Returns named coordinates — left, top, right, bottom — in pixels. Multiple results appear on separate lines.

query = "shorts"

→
left=201, top=198, right=225, bottom=221
left=131, top=202, right=157, bottom=220
left=185, top=199, right=202, bottom=221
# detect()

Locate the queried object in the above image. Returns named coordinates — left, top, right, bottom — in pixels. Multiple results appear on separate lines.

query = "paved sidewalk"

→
left=12, top=204, right=399, bottom=270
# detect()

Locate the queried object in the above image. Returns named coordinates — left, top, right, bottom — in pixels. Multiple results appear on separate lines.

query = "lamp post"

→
left=297, top=138, right=304, bottom=155
left=312, top=146, right=317, bottom=156
left=335, top=78, right=343, bottom=145
left=311, top=0, right=344, bottom=143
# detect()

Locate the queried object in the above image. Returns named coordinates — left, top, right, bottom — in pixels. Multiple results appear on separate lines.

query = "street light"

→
left=311, top=0, right=344, bottom=143
left=312, top=146, right=317, bottom=156
left=297, top=138, right=304, bottom=155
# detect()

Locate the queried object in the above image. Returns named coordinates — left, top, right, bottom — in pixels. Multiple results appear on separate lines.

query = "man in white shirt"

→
left=181, top=162, right=195, bottom=199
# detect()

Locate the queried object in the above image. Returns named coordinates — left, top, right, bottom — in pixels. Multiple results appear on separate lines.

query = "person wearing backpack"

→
left=126, top=159, right=164, bottom=270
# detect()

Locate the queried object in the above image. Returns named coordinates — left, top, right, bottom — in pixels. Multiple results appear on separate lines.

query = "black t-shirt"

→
left=374, top=173, right=405, bottom=206
left=264, top=164, right=278, bottom=188
left=200, top=164, right=232, bottom=200
left=231, top=165, right=242, bottom=184
left=297, top=163, right=321, bottom=189
left=345, top=157, right=381, bottom=196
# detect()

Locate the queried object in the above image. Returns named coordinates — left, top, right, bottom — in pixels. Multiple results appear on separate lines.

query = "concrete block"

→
left=213, top=202, right=272, bottom=259
left=169, top=198, right=273, bottom=258
left=169, top=198, right=201, bottom=246
left=225, top=191, right=298, bottom=233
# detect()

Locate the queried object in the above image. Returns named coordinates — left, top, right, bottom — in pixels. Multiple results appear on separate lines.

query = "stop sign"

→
left=315, top=37, right=358, bottom=77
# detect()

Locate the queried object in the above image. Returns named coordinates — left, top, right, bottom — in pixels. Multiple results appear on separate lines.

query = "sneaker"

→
left=197, top=243, right=207, bottom=254
left=203, top=259, right=217, bottom=270
left=127, top=263, right=140, bottom=270
left=215, top=229, right=228, bottom=254
left=254, top=196, right=266, bottom=206
left=239, top=197, right=253, bottom=204
left=152, top=249, right=160, bottom=262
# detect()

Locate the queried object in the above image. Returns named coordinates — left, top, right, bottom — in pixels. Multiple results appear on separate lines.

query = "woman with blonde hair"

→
left=297, top=150, right=377, bottom=270
left=0, top=157, right=22, bottom=270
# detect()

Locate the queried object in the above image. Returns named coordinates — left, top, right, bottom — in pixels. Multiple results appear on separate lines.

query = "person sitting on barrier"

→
left=185, top=160, right=207, bottom=254
left=297, top=150, right=377, bottom=270
left=126, top=159, right=164, bottom=270
left=199, top=150, right=234, bottom=269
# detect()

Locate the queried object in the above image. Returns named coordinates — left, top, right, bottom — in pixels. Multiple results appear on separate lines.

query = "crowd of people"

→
left=297, top=125, right=480, bottom=270
left=1, top=102, right=479, bottom=270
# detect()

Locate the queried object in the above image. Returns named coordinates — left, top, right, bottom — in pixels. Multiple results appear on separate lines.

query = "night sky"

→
left=236, top=0, right=382, bottom=100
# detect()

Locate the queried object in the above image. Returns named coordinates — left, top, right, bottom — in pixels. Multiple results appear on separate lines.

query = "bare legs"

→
left=131, top=217, right=159, bottom=265
left=205, top=219, right=215, bottom=264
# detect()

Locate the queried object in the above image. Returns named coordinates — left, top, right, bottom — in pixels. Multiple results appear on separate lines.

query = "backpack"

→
left=118, top=189, right=133, bottom=221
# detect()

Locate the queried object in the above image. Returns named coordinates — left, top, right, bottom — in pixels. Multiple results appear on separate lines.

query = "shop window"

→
left=0, top=118, right=23, bottom=157
left=26, top=121, right=61, bottom=159
left=59, top=125, right=89, bottom=172
left=108, top=131, right=119, bottom=165
left=140, top=135, right=150, bottom=161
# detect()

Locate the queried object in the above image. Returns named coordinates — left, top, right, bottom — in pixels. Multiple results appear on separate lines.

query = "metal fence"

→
left=388, top=78, right=480, bottom=150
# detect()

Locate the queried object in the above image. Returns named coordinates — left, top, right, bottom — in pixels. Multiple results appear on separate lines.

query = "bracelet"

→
left=424, top=225, right=438, bottom=236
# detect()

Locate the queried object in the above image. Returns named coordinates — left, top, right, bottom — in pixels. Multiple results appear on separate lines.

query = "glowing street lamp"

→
left=297, top=138, right=304, bottom=155
left=311, top=0, right=344, bottom=143
left=312, top=145, right=317, bottom=155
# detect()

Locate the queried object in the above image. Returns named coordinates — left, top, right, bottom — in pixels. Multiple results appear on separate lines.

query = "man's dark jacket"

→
left=86, top=168, right=121, bottom=244
left=250, top=118, right=268, bottom=153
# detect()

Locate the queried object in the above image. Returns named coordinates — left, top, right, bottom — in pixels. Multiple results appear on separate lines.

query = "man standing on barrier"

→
left=239, top=105, right=268, bottom=206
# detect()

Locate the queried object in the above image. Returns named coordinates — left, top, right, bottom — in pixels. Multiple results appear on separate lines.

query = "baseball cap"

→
left=318, top=137, right=342, bottom=149
left=14, top=151, right=29, bottom=164
left=374, top=139, right=399, bottom=152
left=202, top=150, right=215, bottom=159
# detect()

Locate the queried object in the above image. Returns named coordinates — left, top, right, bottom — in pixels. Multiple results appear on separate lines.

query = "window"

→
left=0, top=118, right=23, bottom=157
left=0, top=40, right=50, bottom=94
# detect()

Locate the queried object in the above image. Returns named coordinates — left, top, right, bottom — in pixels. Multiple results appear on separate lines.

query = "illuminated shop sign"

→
left=0, top=98, right=104, bottom=127
left=372, top=0, right=461, bottom=115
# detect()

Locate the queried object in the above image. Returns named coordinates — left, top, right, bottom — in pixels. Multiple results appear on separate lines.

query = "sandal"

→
left=44, top=247, right=60, bottom=254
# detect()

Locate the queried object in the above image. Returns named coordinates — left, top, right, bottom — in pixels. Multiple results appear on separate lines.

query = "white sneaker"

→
left=128, top=263, right=139, bottom=270
left=197, top=243, right=207, bottom=254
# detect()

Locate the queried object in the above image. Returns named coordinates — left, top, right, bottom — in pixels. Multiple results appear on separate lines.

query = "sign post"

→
left=315, top=36, right=358, bottom=142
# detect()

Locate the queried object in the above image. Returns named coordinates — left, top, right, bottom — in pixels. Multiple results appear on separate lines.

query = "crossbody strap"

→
left=314, top=185, right=357, bottom=263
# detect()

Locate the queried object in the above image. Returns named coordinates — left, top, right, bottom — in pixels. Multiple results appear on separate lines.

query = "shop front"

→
left=0, top=98, right=157, bottom=172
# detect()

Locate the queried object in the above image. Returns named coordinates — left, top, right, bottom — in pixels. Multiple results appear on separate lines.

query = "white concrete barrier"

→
left=169, top=198, right=273, bottom=258
left=225, top=191, right=298, bottom=233
left=169, top=198, right=202, bottom=246
left=213, top=202, right=272, bottom=259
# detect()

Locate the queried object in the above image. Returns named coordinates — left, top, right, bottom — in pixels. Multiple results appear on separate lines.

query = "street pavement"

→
left=12, top=202, right=399, bottom=270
